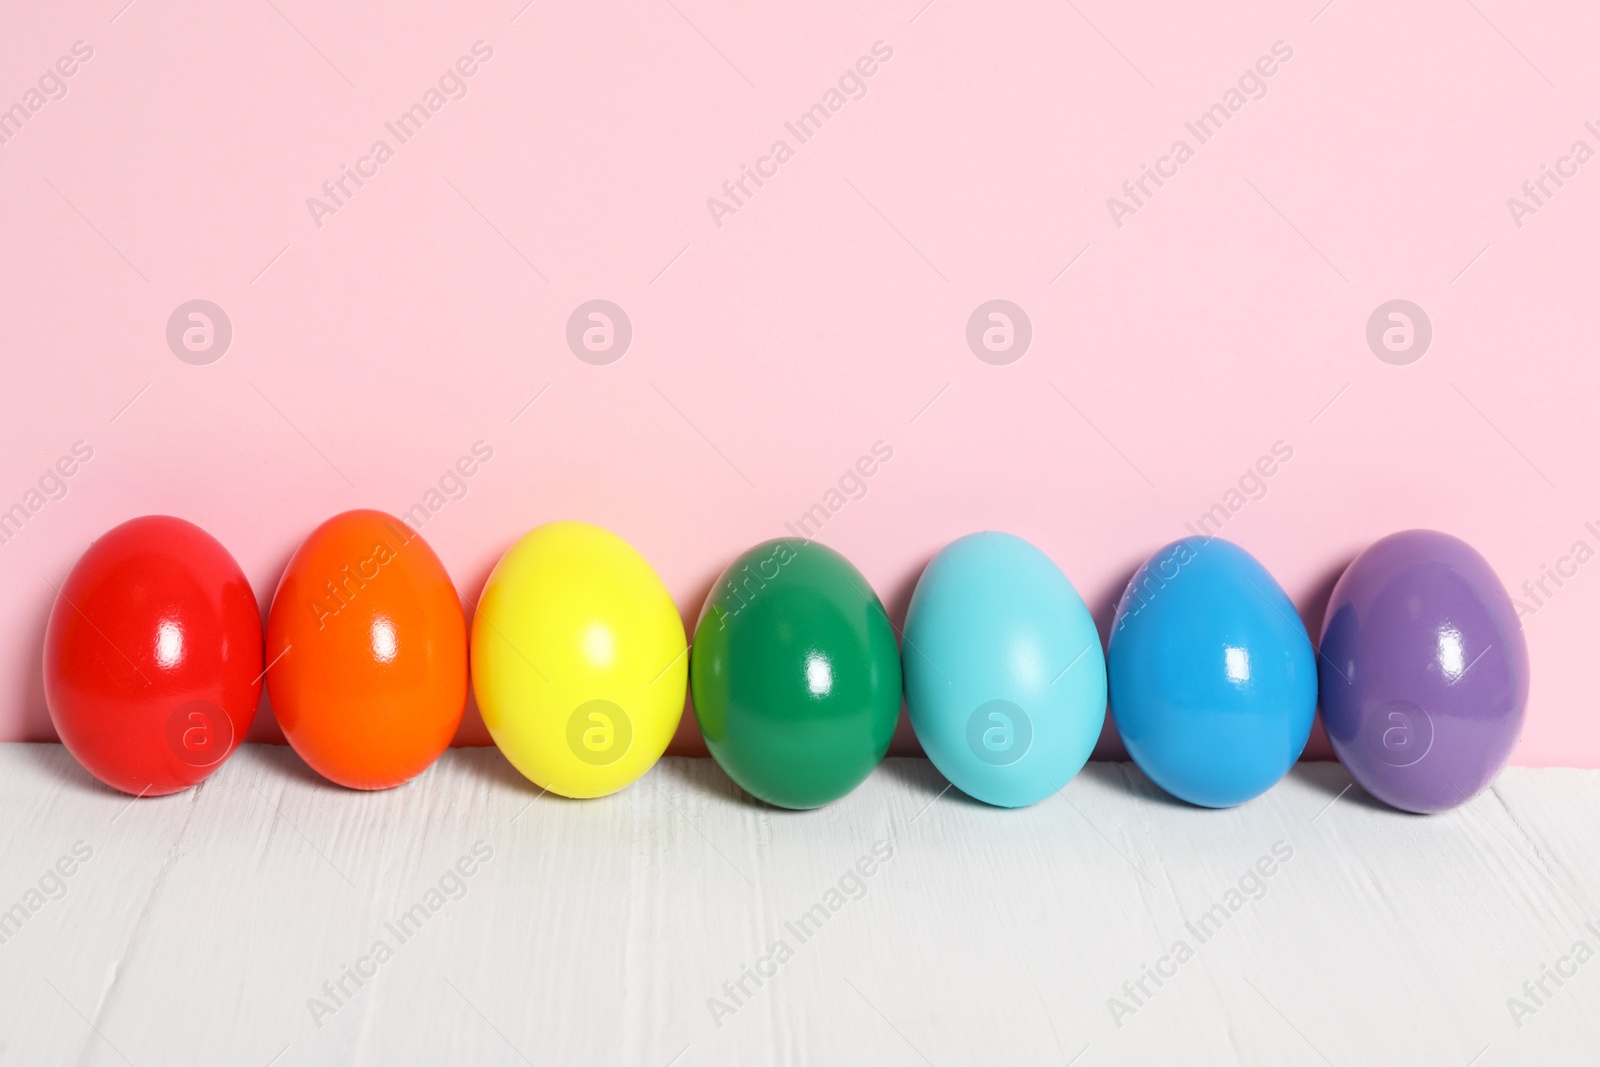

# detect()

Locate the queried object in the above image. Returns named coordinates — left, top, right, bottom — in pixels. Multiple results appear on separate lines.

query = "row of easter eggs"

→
left=43, top=512, right=1529, bottom=814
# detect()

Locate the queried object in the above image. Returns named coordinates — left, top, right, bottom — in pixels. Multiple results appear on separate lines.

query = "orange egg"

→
left=266, top=509, right=467, bottom=789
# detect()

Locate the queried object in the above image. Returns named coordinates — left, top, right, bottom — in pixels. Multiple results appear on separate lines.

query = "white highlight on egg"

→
left=583, top=623, right=615, bottom=667
left=805, top=653, right=833, bottom=697
left=1439, top=626, right=1466, bottom=681
left=371, top=617, right=399, bottom=663
left=1224, top=646, right=1251, bottom=684
left=155, top=619, right=183, bottom=668
left=1015, top=636, right=1049, bottom=687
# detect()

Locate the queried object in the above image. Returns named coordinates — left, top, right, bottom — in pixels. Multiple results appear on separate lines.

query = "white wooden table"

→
left=0, top=745, right=1595, bottom=1066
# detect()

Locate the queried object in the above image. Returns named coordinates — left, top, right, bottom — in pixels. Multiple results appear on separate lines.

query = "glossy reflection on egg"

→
left=471, top=521, right=687, bottom=799
left=266, top=509, right=467, bottom=790
left=44, top=516, right=262, bottom=796
left=1319, top=530, right=1529, bottom=813
left=1108, top=537, right=1316, bottom=808
left=691, top=539, right=901, bottom=810
left=903, top=532, right=1106, bottom=807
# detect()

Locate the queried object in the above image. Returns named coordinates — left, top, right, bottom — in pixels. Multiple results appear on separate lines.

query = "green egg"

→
left=691, top=539, right=902, bottom=809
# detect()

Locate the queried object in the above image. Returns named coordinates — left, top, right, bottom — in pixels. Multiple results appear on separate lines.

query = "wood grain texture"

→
left=0, top=745, right=1595, bottom=1066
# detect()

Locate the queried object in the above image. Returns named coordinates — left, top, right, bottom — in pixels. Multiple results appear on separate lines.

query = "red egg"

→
left=44, top=516, right=263, bottom=796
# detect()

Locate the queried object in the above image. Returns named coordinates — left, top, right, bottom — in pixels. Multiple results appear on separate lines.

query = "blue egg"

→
left=1108, top=537, right=1315, bottom=808
left=903, top=532, right=1106, bottom=807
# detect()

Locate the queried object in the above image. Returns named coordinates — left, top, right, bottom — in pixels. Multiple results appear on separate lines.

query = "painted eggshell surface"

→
left=1109, top=537, right=1316, bottom=808
left=692, top=539, right=901, bottom=810
left=1319, top=530, right=1528, bottom=813
left=44, top=515, right=262, bottom=796
left=472, top=521, right=687, bottom=799
left=904, top=532, right=1106, bottom=807
left=267, top=509, right=467, bottom=790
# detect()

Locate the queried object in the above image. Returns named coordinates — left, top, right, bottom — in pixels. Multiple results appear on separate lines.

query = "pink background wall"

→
left=3, top=0, right=1595, bottom=765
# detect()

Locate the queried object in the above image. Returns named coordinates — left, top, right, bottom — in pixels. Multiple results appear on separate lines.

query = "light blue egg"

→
left=1108, top=537, right=1315, bottom=808
left=903, top=532, right=1106, bottom=807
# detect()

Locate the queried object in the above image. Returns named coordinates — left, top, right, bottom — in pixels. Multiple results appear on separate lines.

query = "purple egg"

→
left=1318, top=530, right=1528, bottom=813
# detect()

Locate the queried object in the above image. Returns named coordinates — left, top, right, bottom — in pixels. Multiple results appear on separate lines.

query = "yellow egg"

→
left=471, top=522, right=687, bottom=798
